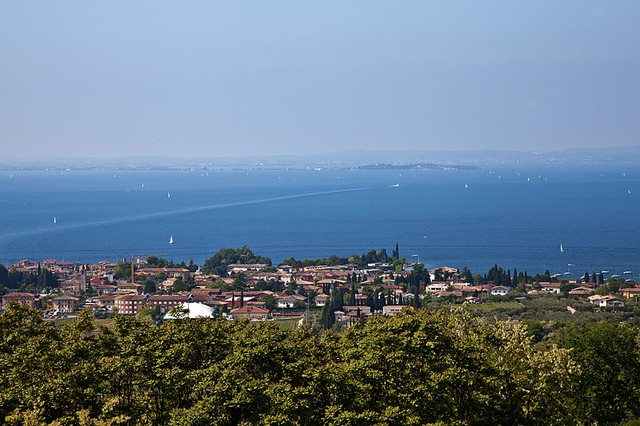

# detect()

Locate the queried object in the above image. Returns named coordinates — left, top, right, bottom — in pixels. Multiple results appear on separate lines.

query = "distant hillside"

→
left=1, top=145, right=639, bottom=170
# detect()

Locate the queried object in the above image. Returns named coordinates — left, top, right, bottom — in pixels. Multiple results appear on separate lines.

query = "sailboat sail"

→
left=169, top=235, right=174, bottom=244
left=560, top=244, right=564, bottom=253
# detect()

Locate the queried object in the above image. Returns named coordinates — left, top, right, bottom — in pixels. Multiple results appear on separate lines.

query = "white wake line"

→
left=0, top=185, right=385, bottom=241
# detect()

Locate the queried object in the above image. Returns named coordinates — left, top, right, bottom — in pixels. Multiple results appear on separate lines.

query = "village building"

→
left=147, top=294, right=193, bottom=313
left=490, top=285, right=511, bottom=296
left=619, top=287, right=640, bottom=299
left=114, top=294, right=147, bottom=316
left=47, top=295, right=80, bottom=314
left=539, top=282, right=562, bottom=294
left=382, top=305, right=405, bottom=316
left=2, top=292, right=38, bottom=309
left=227, top=305, right=269, bottom=320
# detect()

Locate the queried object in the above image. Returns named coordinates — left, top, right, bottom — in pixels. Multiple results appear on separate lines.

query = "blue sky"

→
left=1, top=1, right=639, bottom=158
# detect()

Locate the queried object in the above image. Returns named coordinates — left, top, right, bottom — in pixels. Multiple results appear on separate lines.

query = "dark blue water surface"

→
left=1, top=164, right=639, bottom=278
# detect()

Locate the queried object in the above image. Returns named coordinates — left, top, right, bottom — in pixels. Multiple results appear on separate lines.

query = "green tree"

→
left=557, top=322, right=640, bottom=425
left=113, top=261, right=132, bottom=280
left=201, top=246, right=272, bottom=277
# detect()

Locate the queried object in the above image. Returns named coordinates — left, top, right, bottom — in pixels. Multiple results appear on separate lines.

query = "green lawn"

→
left=272, top=317, right=302, bottom=330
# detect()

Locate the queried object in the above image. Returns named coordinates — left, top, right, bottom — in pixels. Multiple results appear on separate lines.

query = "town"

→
left=1, top=246, right=638, bottom=329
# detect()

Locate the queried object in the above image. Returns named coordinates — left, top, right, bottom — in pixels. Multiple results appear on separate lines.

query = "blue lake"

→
left=0, top=164, right=639, bottom=278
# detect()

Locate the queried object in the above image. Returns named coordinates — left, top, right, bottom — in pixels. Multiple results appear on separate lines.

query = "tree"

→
left=262, top=294, right=277, bottom=311
left=320, top=301, right=336, bottom=330
left=557, top=323, right=640, bottom=424
left=201, top=246, right=272, bottom=277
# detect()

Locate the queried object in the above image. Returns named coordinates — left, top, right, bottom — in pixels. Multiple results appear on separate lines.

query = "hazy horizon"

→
left=2, top=2, right=639, bottom=159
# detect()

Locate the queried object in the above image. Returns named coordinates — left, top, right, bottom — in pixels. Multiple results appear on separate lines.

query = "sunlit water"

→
left=1, top=164, right=639, bottom=278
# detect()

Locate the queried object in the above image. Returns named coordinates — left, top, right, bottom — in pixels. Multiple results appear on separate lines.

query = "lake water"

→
left=0, top=164, right=639, bottom=278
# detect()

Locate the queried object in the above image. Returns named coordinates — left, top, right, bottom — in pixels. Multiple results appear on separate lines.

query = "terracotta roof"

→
left=230, top=305, right=269, bottom=314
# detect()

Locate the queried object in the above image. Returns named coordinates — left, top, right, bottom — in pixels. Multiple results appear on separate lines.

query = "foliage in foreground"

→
left=1, top=304, right=639, bottom=425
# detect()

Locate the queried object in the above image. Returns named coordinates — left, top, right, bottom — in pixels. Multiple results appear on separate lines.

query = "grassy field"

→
left=272, top=317, right=302, bottom=330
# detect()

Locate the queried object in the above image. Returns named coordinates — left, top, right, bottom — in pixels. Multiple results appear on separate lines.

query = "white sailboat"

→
left=169, top=235, right=174, bottom=245
left=53, top=216, right=57, bottom=224
left=464, top=184, right=468, bottom=189
left=560, top=244, right=564, bottom=253
left=168, top=192, right=171, bottom=198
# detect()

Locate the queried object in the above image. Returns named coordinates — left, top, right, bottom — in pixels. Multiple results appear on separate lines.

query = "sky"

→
left=1, top=1, right=639, bottom=159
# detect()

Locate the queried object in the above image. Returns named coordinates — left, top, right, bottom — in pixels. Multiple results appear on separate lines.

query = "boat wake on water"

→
left=0, top=185, right=387, bottom=242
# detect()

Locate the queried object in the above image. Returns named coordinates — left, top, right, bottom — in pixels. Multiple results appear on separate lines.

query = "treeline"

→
left=0, top=264, right=58, bottom=291
left=281, top=245, right=402, bottom=268
left=201, top=246, right=272, bottom=277
left=1, top=304, right=640, bottom=425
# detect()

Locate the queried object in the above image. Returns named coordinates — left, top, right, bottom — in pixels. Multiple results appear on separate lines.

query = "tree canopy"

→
left=2, top=304, right=638, bottom=425
left=201, top=246, right=272, bottom=276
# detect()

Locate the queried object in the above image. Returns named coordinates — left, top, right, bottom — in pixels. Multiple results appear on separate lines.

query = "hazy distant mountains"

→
left=2, top=145, right=640, bottom=170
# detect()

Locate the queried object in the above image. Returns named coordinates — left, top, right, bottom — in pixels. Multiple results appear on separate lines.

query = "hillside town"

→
left=1, top=249, right=637, bottom=326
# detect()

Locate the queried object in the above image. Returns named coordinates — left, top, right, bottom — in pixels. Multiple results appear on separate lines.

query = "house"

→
left=277, top=296, right=298, bottom=309
left=2, top=292, right=37, bottom=309
left=227, top=305, right=269, bottom=320
left=94, top=294, right=117, bottom=311
left=539, top=282, right=561, bottom=294
left=490, top=286, right=511, bottom=296
left=224, top=295, right=256, bottom=309
left=117, top=283, right=144, bottom=294
left=227, top=263, right=269, bottom=273
left=590, top=295, right=625, bottom=308
left=568, top=286, right=594, bottom=298
left=428, top=282, right=450, bottom=292
left=91, top=283, right=118, bottom=295
left=619, top=287, right=640, bottom=299
left=60, top=277, right=86, bottom=294
left=342, top=305, right=371, bottom=316
left=48, top=295, right=80, bottom=314
left=314, top=294, right=329, bottom=307
left=382, top=305, right=405, bottom=316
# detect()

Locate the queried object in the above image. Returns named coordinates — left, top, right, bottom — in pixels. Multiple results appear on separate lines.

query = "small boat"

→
left=601, top=270, right=609, bottom=274
left=169, top=235, right=174, bottom=245
left=53, top=216, right=57, bottom=224
left=628, top=189, right=632, bottom=194
left=390, top=183, right=400, bottom=188
left=560, top=244, right=564, bottom=253
left=168, top=192, right=171, bottom=198
left=624, top=270, right=633, bottom=275
left=464, top=184, right=468, bottom=189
